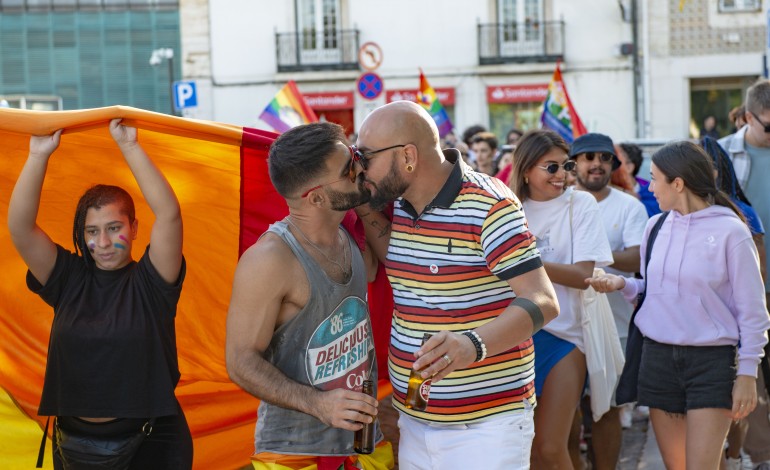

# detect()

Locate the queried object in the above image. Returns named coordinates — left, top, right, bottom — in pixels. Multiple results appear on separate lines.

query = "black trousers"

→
left=53, top=407, right=192, bottom=470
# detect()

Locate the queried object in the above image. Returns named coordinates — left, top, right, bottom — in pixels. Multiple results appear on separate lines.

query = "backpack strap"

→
left=634, top=211, right=669, bottom=312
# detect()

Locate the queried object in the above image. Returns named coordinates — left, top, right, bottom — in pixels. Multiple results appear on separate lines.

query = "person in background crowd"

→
left=702, top=136, right=769, bottom=470
left=493, top=144, right=515, bottom=184
left=441, top=131, right=458, bottom=148
left=572, top=133, right=649, bottom=470
left=720, top=79, right=770, bottom=470
left=354, top=101, right=559, bottom=470
left=510, top=129, right=613, bottom=469
left=461, top=124, right=487, bottom=167
left=610, top=160, right=639, bottom=197
left=455, top=141, right=472, bottom=166
left=616, top=142, right=661, bottom=217
left=507, top=127, right=524, bottom=146
left=729, top=105, right=747, bottom=134
left=701, top=115, right=720, bottom=140
left=461, top=124, right=486, bottom=148
left=587, top=141, right=770, bottom=470
left=471, top=131, right=498, bottom=176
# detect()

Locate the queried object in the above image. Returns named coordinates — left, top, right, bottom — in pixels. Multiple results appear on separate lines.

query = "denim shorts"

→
left=637, top=338, right=737, bottom=414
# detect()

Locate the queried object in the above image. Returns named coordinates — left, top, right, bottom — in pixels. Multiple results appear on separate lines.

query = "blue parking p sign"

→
left=173, top=81, right=197, bottom=110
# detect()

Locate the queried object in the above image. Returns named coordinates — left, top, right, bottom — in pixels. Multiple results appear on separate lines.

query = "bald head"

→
left=359, top=101, right=440, bottom=152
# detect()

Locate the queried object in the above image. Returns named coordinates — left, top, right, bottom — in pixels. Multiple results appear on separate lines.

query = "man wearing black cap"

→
left=570, top=132, right=649, bottom=470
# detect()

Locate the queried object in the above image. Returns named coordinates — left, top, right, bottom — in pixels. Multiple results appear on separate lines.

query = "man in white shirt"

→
left=572, top=133, right=649, bottom=470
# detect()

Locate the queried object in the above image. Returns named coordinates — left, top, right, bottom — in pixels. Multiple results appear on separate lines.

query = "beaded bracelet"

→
left=462, top=330, right=487, bottom=362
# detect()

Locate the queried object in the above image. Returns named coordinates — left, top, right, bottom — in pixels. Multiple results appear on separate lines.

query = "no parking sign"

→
left=357, top=73, right=383, bottom=101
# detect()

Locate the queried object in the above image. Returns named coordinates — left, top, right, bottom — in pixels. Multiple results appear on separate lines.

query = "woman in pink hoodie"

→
left=587, top=141, right=770, bottom=470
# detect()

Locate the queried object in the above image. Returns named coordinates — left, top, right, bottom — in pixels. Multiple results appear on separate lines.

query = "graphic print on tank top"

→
left=306, top=296, right=375, bottom=391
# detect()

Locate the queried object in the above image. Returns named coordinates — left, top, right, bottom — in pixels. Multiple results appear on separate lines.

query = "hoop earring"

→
left=405, top=164, right=414, bottom=173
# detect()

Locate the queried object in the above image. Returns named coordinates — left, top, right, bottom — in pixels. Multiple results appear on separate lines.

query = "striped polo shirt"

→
left=387, top=149, right=542, bottom=423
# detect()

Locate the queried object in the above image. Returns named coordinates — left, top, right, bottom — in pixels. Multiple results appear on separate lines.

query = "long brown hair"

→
left=510, top=129, right=570, bottom=201
left=651, top=141, right=744, bottom=222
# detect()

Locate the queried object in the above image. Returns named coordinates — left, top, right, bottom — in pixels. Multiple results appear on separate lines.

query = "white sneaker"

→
left=740, top=451, right=753, bottom=470
left=620, top=405, right=633, bottom=429
left=726, top=456, right=742, bottom=470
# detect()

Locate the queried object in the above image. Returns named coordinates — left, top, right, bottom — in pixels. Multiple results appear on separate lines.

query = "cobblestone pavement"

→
left=377, top=396, right=653, bottom=470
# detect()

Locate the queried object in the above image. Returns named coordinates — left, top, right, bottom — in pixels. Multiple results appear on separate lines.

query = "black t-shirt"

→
left=27, top=244, right=185, bottom=418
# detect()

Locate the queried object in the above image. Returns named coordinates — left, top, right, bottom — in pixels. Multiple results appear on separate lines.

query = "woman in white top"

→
left=510, top=129, right=613, bottom=469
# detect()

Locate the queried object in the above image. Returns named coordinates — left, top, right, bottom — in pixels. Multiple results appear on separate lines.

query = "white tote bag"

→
left=580, top=268, right=625, bottom=421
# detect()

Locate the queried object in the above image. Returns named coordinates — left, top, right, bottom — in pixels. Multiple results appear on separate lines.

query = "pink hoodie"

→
left=622, top=206, right=770, bottom=377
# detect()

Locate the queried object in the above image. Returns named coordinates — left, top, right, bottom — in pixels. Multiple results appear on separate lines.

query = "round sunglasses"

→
left=536, top=160, right=577, bottom=174
left=581, top=152, right=614, bottom=163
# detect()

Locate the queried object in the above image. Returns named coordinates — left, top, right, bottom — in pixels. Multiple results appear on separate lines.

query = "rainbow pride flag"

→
left=540, top=62, right=587, bottom=143
left=417, top=70, right=453, bottom=137
left=259, top=80, right=318, bottom=133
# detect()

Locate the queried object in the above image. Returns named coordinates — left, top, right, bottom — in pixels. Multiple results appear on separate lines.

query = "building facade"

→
left=3, top=0, right=764, bottom=142
left=644, top=0, right=765, bottom=140
left=0, top=0, right=181, bottom=113
left=200, top=0, right=637, bottom=140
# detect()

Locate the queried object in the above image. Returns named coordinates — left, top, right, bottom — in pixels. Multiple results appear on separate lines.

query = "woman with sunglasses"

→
left=587, top=141, right=770, bottom=470
left=510, top=129, right=613, bottom=469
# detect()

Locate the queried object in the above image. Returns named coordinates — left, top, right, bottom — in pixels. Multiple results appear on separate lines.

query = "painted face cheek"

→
left=87, top=240, right=96, bottom=252
left=113, top=234, right=129, bottom=250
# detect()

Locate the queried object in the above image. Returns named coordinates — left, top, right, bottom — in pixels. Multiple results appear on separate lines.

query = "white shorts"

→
left=396, top=404, right=535, bottom=470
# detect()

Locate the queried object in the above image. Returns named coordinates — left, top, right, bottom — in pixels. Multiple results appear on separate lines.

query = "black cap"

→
left=569, top=133, right=620, bottom=169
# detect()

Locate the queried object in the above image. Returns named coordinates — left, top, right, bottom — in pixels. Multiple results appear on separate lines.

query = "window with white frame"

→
left=718, top=0, right=761, bottom=13
left=497, top=0, right=544, bottom=55
left=298, top=0, right=341, bottom=62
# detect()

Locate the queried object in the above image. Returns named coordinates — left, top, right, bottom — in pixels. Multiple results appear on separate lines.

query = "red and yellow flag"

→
left=0, top=106, right=393, bottom=469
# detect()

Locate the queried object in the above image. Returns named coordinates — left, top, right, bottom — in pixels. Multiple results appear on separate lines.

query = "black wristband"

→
left=462, top=330, right=486, bottom=362
left=511, top=297, right=544, bottom=335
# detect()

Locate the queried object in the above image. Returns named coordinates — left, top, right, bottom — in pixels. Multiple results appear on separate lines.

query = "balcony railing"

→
left=478, top=21, right=564, bottom=65
left=276, top=29, right=359, bottom=72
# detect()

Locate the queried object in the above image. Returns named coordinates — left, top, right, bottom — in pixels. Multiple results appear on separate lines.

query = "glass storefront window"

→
left=488, top=102, right=542, bottom=142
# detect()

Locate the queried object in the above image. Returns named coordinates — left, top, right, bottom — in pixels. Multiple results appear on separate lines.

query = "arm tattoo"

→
left=369, top=219, right=391, bottom=238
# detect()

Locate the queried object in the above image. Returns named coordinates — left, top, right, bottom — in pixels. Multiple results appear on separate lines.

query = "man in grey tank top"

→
left=226, top=123, right=392, bottom=468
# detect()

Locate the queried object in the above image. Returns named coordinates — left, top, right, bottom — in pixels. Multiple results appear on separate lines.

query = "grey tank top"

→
left=255, top=220, right=381, bottom=456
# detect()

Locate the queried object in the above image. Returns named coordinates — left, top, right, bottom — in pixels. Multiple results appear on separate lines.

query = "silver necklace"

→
left=286, top=216, right=349, bottom=275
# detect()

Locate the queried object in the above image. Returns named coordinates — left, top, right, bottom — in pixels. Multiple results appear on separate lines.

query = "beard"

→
left=362, top=163, right=409, bottom=211
left=576, top=170, right=611, bottom=192
left=326, top=185, right=372, bottom=211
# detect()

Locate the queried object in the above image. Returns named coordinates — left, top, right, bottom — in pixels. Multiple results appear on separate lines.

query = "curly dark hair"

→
left=73, top=185, right=135, bottom=268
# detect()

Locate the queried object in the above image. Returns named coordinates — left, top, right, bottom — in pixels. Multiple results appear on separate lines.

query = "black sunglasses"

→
left=536, top=160, right=577, bottom=174
left=349, top=144, right=406, bottom=171
left=581, top=152, right=614, bottom=163
left=750, top=111, right=770, bottom=133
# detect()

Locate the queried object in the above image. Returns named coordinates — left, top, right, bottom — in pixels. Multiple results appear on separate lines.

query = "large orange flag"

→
left=0, top=106, right=393, bottom=469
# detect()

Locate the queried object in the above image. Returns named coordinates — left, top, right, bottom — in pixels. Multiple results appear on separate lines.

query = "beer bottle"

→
left=354, top=379, right=375, bottom=454
left=404, top=333, right=433, bottom=411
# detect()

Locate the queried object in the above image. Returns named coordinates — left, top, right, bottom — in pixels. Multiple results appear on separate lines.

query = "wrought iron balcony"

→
left=478, top=21, right=564, bottom=65
left=275, top=29, right=359, bottom=72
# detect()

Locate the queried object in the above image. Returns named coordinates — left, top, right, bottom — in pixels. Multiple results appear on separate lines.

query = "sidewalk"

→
left=637, top=424, right=665, bottom=470
left=618, top=408, right=665, bottom=470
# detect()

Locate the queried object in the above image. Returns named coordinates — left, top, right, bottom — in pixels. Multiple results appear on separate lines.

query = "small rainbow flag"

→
left=259, top=80, right=318, bottom=133
left=417, top=69, right=453, bottom=137
left=540, top=62, right=587, bottom=144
